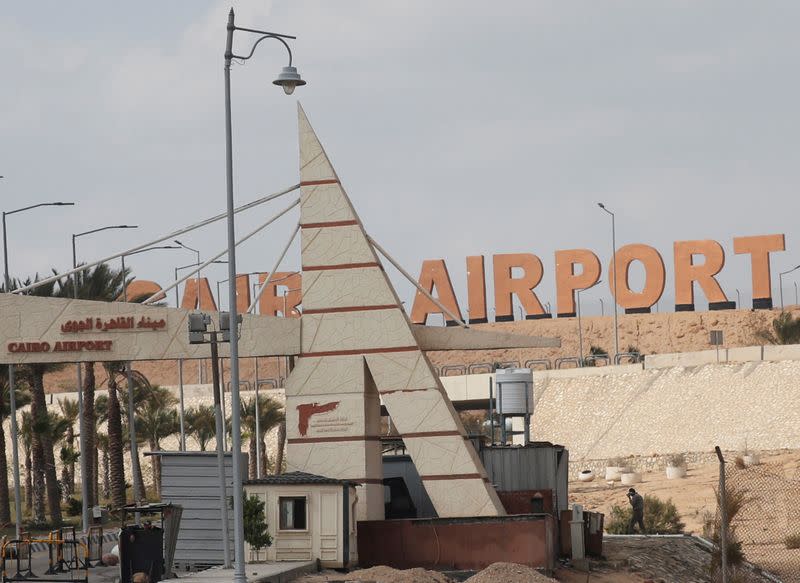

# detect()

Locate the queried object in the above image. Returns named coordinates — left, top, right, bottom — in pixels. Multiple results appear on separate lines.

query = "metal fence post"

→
left=715, top=446, right=728, bottom=583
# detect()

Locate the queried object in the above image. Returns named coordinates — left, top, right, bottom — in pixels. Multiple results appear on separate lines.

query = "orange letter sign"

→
left=410, top=259, right=463, bottom=325
left=466, top=256, right=488, bottom=323
left=492, top=253, right=547, bottom=321
left=734, top=234, right=785, bottom=309
left=673, top=240, right=731, bottom=310
left=181, top=277, right=218, bottom=311
left=613, top=244, right=665, bottom=313
left=555, top=250, right=601, bottom=317
left=257, top=272, right=302, bottom=317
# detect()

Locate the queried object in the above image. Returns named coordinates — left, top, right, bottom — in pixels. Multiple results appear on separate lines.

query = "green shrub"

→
left=606, top=494, right=685, bottom=534
left=786, top=533, right=800, bottom=549
left=243, top=494, right=272, bottom=552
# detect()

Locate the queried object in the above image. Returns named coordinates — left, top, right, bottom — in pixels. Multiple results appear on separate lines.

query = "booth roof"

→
left=244, top=471, right=358, bottom=486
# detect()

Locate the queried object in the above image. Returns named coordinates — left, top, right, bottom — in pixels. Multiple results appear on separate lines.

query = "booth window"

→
left=279, top=497, right=307, bottom=530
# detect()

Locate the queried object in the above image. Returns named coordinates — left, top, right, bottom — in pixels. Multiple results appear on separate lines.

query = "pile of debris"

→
left=296, top=562, right=556, bottom=583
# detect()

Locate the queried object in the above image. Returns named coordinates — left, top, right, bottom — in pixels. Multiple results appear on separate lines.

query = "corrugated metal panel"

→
left=157, top=452, right=247, bottom=570
left=382, top=456, right=437, bottom=519
left=479, top=444, right=569, bottom=513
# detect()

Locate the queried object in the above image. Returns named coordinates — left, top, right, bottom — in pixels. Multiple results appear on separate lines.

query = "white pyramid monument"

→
left=285, top=105, right=506, bottom=520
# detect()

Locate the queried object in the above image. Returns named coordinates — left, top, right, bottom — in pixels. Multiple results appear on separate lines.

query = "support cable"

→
left=366, top=234, right=468, bottom=328
left=143, top=199, right=300, bottom=305
left=247, top=223, right=300, bottom=314
left=12, top=183, right=300, bottom=294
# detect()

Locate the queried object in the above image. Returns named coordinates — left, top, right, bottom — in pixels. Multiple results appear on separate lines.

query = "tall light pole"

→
left=121, top=245, right=180, bottom=484
left=175, top=241, right=203, bottom=385
left=576, top=279, right=602, bottom=367
left=598, top=203, right=620, bottom=359
left=779, top=265, right=800, bottom=310
left=3, top=199, right=75, bottom=538
left=223, top=9, right=305, bottom=581
left=72, top=223, right=137, bottom=531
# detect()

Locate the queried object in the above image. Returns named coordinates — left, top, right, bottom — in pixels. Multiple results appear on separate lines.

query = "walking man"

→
left=627, top=488, right=645, bottom=533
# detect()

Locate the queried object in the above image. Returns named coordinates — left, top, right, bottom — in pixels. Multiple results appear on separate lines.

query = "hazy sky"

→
left=3, top=2, right=800, bottom=316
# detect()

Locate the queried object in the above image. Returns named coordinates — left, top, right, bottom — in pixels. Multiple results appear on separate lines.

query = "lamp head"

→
left=273, top=66, right=306, bottom=95
left=597, top=202, right=605, bottom=209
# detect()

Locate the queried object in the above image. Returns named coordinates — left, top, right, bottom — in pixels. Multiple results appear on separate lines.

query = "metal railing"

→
left=467, top=362, right=494, bottom=374
left=555, top=357, right=581, bottom=369
left=524, top=359, right=552, bottom=370
left=2, top=535, right=88, bottom=582
left=441, top=365, right=466, bottom=377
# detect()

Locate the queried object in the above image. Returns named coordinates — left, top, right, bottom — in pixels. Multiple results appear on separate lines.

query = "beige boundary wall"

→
left=440, top=343, right=800, bottom=464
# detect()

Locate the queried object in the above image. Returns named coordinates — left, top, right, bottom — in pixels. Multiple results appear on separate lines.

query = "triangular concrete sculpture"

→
left=285, top=105, right=506, bottom=520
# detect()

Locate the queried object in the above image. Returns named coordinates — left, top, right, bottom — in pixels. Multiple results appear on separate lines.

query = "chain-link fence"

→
left=711, top=447, right=800, bottom=582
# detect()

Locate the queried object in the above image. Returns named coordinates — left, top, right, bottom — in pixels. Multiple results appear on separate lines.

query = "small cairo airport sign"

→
left=5, top=315, right=166, bottom=355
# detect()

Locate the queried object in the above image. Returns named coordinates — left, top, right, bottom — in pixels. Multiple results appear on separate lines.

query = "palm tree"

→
left=236, top=397, right=284, bottom=478
left=185, top=405, right=216, bottom=451
left=96, top=433, right=111, bottom=500
left=101, top=362, right=128, bottom=508
left=19, top=412, right=33, bottom=513
left=756, top=311, right=800, bottom=345
left=13, top=275, right=65, bottom=525
left=18, top=362, right=64, bottom=525
left=136, top=386, right=179, bottom=497
left=58, top=263, right=128, bottom=506
left=58, top=398, right=79, bottom=499
left=94, top=394, right=108, bottom=504
left=0, top=369, right=32, bottom=523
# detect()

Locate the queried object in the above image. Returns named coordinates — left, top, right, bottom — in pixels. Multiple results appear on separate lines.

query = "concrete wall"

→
left=440, top=344, right=800, bottom=463
left=532, top=359, right=800, bottom=461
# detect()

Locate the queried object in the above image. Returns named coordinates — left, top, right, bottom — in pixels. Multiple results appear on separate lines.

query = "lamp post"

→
left=3, top=199, right=74, bottom=538
left=597, top=203, right=620, bottom=360
left=576, top=279, right=602, bottom=367
left=121, top=246, right=180, bottom=475
left=73, top=224, right=137, bottom=531
left=175, top=241, right=202, bottom=384
left=223, top=9, right=305, bottom=581
left=779, top=265, right=800, bottom=310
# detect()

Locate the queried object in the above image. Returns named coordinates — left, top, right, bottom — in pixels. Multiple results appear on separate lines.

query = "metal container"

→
left=495, top=368, right=533, bottom=415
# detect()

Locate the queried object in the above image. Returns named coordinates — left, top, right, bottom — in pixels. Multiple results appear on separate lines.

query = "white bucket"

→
left=621, top=472, right=642, bottom=485
left=666, top=466, right=686, bottom=479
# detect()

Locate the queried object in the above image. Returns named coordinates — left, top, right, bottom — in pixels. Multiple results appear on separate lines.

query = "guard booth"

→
left=243, top=472, right=358, bottom=568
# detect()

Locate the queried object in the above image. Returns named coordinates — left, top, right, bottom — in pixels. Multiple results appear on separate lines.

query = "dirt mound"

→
left=298, top=566, right=455, bottom=583
left=465, top=562, right=556, bottom=583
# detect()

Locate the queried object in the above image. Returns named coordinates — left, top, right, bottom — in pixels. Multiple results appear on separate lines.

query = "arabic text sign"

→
left=61, top=315, right=167, bottom=333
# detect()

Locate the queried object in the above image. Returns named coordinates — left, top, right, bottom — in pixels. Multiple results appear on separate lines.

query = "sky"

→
left=2, top=1, right=800, bottom=317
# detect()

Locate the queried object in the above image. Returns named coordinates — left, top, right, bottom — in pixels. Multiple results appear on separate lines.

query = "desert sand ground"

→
left=571, top=450, right=800, bottom=580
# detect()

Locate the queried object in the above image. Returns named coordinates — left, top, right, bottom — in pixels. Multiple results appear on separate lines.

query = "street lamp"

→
left=121, top=245, right=180, bottom=487
left=576, top=279, right=602, bottom=367
left=223, top=10, right=305, bottom=581
left=2, top=199, right=75, bottom=538
left=72, top=224, right=137, bottom=531
left=597, top=203, right=620, bottom=360
left=779, top=265, right=800, bottom=310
